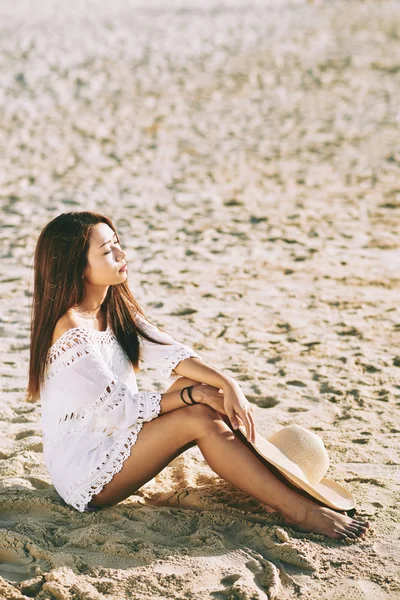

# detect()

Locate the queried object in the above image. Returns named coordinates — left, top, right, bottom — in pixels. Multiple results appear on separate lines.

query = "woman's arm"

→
left=171, top=357, right=233, bottom=390
left=172, top=357, right=255, bottom=441
left=158, top=388, right=192, bottom=414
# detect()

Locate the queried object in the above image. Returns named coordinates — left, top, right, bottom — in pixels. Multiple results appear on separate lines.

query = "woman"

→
left=26, top=210, right=370, bottom=540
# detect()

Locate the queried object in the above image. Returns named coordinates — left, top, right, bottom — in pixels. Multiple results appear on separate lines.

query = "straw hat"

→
left=237, top=423, right=355, bottom=511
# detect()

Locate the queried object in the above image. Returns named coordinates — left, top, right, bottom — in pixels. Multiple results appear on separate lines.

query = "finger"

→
left=247, top=411, right=256, bottom=443
left=237, top=410, right=254, bottom=443
left=245, top=410, right=255, bottom=443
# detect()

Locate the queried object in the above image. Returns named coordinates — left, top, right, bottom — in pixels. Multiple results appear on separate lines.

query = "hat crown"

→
left=267, top=425, right=329, bottom=486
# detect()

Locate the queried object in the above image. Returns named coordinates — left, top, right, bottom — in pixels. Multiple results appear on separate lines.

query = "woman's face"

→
left=82, top=222, right=128, bottom=285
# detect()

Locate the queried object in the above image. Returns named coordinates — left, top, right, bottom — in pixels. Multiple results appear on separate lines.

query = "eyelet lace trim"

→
left=48, top=326, right=113, bottom=354
left=65, top=425, right=144, bottom=512
left=134, top=313, right=203, bottom=378
left=64, top=395, right=162, bottom=513
left=91, top=379, right=126, bottom=414
left=157, top=346, right=202, bottom=378
left=91, top=381, right=161, bottom=421
left=45, top=327, right=116, bottom=380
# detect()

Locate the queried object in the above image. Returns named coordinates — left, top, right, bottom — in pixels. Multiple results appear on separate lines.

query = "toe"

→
left=350, top=521, right=365, bottom=530
left=354, top=518, right=370, bottom=527
left=344, top=529, right=357, bottom=539
left=356, top=523, right=370, bottom=533
left=347, top=524, right=362, bottom=534
left=332, top=529, right=344, bottom=539
left=352, top=527, right=366, bottom=538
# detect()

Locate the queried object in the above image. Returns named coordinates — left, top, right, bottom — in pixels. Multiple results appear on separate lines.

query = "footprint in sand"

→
left=147, top=488, right=204, bottom=511
left=322, top=578, right=391, bottom=600
left=0, top=532, right=36, bottom=584
left=150, top=489, right=278, bottom=516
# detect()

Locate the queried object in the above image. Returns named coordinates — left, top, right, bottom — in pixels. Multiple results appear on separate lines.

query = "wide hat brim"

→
left=237, top=425, right=355, bottom=511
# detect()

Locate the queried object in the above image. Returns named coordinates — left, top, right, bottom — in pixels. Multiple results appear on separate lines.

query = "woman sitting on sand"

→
left=27, top=210, right=370, bottom=541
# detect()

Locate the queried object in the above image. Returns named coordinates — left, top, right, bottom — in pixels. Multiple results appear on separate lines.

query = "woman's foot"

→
left=282, top=501, right=371, bottom=540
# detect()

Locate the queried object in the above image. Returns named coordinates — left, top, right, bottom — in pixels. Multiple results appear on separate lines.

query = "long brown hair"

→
left=26, top=210, right=171, bottom=403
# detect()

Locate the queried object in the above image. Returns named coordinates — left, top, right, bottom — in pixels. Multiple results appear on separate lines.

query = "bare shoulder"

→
left=51, top=311, right=81, bottom=346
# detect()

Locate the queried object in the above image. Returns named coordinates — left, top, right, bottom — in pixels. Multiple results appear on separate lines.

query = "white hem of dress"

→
left=63, top=397, right=162, bottom=513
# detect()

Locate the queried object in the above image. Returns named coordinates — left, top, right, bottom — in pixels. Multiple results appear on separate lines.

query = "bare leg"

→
left=88, top=378, right=370, bottom=540
left=217, top=413, right=334, bottom=509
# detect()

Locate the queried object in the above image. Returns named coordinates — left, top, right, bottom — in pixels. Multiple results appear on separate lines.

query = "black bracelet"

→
left=180, top=386, right=192, bottom=406
left=187, top=385, right=198, bottom=404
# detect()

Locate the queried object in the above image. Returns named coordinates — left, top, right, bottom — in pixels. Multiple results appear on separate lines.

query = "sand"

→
left=0, top=0, right=399, bottom=598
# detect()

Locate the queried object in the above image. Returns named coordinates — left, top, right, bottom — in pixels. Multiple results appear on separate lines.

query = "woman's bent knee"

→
left=184, top=402, right=219, bottom=419
left=182, top=402, right=222, bottom=437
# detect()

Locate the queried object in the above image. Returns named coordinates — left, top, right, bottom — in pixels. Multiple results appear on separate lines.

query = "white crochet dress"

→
left=40, top=313, right=202, bottom=513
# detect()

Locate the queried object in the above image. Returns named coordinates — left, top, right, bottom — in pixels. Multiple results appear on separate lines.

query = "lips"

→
left=118, top=264, right=127, bottom=272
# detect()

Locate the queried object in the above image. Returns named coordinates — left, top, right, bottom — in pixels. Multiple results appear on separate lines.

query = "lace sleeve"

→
left=134, top=313, right=203, bottom=380
left=44, top=331, right=161, bottom=433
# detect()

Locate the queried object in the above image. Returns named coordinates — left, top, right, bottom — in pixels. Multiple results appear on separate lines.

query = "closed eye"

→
left=104, top=239, right=121, bottom=255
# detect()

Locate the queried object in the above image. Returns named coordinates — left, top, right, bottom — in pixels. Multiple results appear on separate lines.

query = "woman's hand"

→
left=191, top=381, right=256, bottom=443
left=191, top=384, right=227, bottom=414
left=222, top=380, right=256, bottom=443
